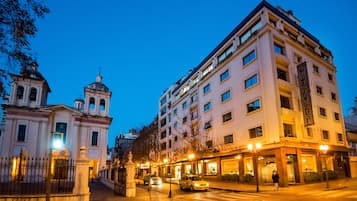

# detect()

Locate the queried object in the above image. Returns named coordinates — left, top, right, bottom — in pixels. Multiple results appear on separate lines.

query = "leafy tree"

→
left=0, top=0, right=49, bottom=96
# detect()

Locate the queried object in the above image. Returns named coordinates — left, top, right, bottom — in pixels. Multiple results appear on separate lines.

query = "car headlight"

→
left=194, top=183, right=200, bottom=187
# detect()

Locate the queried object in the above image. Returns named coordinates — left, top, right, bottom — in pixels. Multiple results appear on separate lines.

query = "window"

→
left=182, top=101, right=187, bottom=110
left=218, top=45, right=234, bottom=63
left=331, top=92, right=337, bottom=101
left=204, top=121, right=212, bottom=130
left=322, top=130, right=329, bottom=140
left=203, top=84, right=211, bottom=94
left=191, top=110, right=198, bottom=120
left=283, top=123, right=295, bottom=137
left=160, top=97, right=167, bottom=106
left=274, top=43, right=285, bottom=55
left=244, top=74, right=258, bottom=89
left=161, top=131, right=167, bottom=139
left=249, top=126, right=263, bottom=138
left=206, top=140, right=213, bottom=149
left=328, top=73, right=334, bottom=82
left=174, top=121, right=178, bottom=128
left=99, top=99, right=105, bottom=111
left=160, top=118, right=167, bottom=127
left=221, top=90, right=231, bottom=102
left=334, top=112, right=340, bottom=121
left=240, top=19, right=262, bottom=44
left=89, top=97, right=95, bottom=109
left=247, top=99, right=261, bottom=113
left=183, top=132, right=188, bottom=138
left=29, top=87, right=37, bottom=101
left=160, top=142, right=167, bottom=151
left=173, top=108, right=177, bottom=116
left=174, top=136, right=178, bottom=141
left=220, top=70, right=230, bottom=82
left=224, top=134, right=233, bottom=144
left=316, top=86, right=323, bottom=95
left=242, top=50, right=256, bottom=65
left=313, top=65, right=319, bottom=74
left=191, top=94, right=198, bottom=104
left=204, top=102, right=211, bottom=112
left=91, top=131, right=98, bottom=146
left=16, top=86, right=24, bottom=100
left=55, top=122, right=67, bottom=144
left=337, top=133, right=343, bottom=142
left=222, top=112, right=232, bottom=123
left=306, top=127, right=313, bottom=137
left=168, top=127, right=171, bottom=135
left=182, top=116, right=187, bottom=124
left=202, top=64, right=214, bottom=77
left=17, top=124, right=26, bottom=142
left=280, top=95, right=291, bottom=109
left=277, top=68, right=288, bottom=81
left=169, top=140, right=172, bottom=148
left=319, top=107, right=327, bottom=117
left=160, top=107, right=167, bottom=116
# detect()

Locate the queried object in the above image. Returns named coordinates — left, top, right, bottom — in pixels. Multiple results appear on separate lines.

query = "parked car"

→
left=143, top=175, right=162, bottom=185
left=150, top=176, right=162, bottom=185
left=179, top=175, right=209, bottom=191
left=143, top=175, right=151, bottom=185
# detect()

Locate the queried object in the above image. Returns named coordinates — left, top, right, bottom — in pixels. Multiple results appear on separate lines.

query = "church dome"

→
left=86, top=74, right=109, bottom=92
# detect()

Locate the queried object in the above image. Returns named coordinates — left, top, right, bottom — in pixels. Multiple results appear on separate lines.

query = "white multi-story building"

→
left=158, top=1, right=350, bottom=186
left=0, top=65, right=112, bottom=178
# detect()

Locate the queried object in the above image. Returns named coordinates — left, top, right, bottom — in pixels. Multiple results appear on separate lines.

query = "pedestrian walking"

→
left=272, top=170, right=279, bottom=191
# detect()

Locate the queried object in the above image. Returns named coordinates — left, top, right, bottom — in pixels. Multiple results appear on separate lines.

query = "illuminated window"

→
left=301, top=154, right=317, bottom=172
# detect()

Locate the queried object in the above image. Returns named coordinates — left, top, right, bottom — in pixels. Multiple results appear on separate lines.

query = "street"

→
left=90, top=179, right=357, bottom=201
left=143, top=183, right=357, bottom=201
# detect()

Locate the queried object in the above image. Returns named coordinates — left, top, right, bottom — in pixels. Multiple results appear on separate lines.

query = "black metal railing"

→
left=0, top=156, right=75, bottom=195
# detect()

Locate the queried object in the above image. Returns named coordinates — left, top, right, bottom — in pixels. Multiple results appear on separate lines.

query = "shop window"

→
left=207, top=162, right=217, bottom=175
left=301, top=154, right=317, bottom=172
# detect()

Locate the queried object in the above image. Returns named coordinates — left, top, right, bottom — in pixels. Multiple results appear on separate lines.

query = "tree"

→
left=0, top=0, right=49, bottom=96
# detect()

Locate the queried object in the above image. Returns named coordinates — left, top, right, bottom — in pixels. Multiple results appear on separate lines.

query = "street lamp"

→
left=46, top=132, right=63, bottom=201
left=188, top=153, right=195, bottom=174
left=319, top=144, right=329, bottom=189
left=235, top=155, right=241, bottom=183
left=247, top=143, right=261, bottom=192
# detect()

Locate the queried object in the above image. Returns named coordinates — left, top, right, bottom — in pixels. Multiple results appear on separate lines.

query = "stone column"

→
left=125, top=151, right=136, bottom=197
left=73, top=146, right=90, bottom=201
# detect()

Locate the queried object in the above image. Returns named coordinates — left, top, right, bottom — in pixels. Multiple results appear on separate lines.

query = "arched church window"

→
left=89, top=97, right=95, bottom=109
left=99, top=99, right=105, bottom=111
left=29, top=87, right=37, bottom=101
left=16, top=86, right=24, bottom=99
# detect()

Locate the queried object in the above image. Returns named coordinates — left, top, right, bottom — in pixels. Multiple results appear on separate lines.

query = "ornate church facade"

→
left=0, top=65, right=112, bottom=178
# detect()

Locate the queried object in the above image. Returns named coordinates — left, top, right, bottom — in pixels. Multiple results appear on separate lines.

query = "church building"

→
left=0, top=65, right=112, bottom=178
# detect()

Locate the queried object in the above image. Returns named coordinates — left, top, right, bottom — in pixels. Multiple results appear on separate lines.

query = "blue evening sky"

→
left=31, top=0, right=357, bottom=147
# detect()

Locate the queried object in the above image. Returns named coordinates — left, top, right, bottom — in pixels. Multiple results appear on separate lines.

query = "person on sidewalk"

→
left=272, top=170, right=279, bottom=191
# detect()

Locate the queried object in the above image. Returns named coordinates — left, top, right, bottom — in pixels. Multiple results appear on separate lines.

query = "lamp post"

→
left=235, top=155, right=241, bottom=183
left=319, top=144, right=329, bottom=189
left=46, top=132, right=63, bottom=201
left=188, top=153, right=195, bottom=174
left=248, top=143, right=261, bottom=192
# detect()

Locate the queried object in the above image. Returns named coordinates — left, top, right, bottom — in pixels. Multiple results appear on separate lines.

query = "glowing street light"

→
left=247, top=143, right=261, bottom=192
left=319, top=144, right=329, bottom=189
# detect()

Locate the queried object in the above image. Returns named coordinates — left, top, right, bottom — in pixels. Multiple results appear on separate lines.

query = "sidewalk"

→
left=207, top=177, right=353, bottom=193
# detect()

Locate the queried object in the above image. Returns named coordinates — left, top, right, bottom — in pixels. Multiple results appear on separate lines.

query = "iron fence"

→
left=0, top=156, right=75, bottom=195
